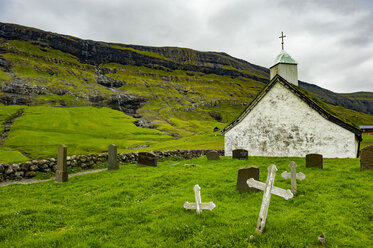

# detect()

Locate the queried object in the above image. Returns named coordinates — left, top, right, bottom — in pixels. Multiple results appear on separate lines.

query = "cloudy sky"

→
left=1, top=0, right=373, bottom=93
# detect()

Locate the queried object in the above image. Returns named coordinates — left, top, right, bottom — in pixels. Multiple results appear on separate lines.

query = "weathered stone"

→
left=56, top=144, right=68, bottom=182
left=236, top=166, right=259, bottom=192
left=25, top=171, right=37, bottom=178
left=306, top=153, right=323, bottom=169
left=360, top=145, right=373, bottom=170
left=12, top=164, right=21, bottom=171
left=20, top=162, right=31, bottom=171
left=108, top=144, right=119, bottom=170
left=206, top=151, right=220, bottom=160
left=138, top=152, right=157, bottom=167
left=15, top=171, right=24, bottom=177
left=5, top=167, right=14, bottom=174
left=232, top=149, right=248, bottom=159
left=0, top=164, right=4, bottom=173
left=30, top=165, right=39, bottom=171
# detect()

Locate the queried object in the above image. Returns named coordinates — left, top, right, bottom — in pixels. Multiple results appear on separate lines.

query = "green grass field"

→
left=0, top=156, right=372, bottom=247
left=0, top=105, right=371, bottom=163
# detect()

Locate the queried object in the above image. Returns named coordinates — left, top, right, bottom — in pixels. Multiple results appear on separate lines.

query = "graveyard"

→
left=0, top=21, right=372, bottom=248
left=1, top=155, right=372, bottom=247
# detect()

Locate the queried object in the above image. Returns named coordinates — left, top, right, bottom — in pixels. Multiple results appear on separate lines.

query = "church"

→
left=221, top=34, right=362, bottom=158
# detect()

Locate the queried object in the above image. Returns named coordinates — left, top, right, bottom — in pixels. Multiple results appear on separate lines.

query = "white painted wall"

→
left=270, top=64, right=298, bottom=86
left=224, top=83, right=358, bottom=158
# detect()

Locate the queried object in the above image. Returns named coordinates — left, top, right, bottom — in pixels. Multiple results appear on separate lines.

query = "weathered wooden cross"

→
left=184, top=184, right=216, bottom=214
left=247, top=164, right=293, bottom=234
left=281, top=161, right=305, bottom=194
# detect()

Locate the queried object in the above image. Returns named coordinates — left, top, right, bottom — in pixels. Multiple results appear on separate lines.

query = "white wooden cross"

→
left=247, top=164, right=293, bottom=234
left=281, top=161, right=305, bottom=194
left=184, top=184, right=216, bottom=214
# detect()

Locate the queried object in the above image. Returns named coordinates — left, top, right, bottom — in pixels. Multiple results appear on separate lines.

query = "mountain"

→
left=299, top=81, right=373, bottom=115
left=0, top=22, right=372, bottom=139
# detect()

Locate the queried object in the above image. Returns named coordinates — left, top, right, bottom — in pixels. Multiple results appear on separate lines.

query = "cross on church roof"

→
left=279, top=31, right=286, bottom=50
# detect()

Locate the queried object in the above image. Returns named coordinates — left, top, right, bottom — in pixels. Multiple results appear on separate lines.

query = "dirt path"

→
left=0, top=168, right=106, bottom=187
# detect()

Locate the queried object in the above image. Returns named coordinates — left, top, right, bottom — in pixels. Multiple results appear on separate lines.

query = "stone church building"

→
left=221, top=48, right=362, bottom=158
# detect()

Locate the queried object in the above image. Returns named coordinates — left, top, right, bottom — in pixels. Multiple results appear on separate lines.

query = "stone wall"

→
left=0, top=150, right=224, bottom=181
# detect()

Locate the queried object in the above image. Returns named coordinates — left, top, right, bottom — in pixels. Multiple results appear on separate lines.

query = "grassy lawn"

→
left=1, top=156, right=372, bottom=247
left=2, top=106, right=173, bottom=159
left=361, top=133, right=373, bottom=149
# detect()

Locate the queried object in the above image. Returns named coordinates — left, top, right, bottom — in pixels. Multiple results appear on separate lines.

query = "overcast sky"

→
left=1, top=0, right=373, bottom=93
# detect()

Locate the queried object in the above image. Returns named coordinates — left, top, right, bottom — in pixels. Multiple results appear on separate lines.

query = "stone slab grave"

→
left=281, top=161, right=305, bottom=194
left=306, top=153, right=323, bottom=169
left=360, top=145, right=373, bottom=171
left=232, top=149, right=248, bottom=160
left=184, top=184, right=216, bottom=214
left=247, top=164, right=293, bottom=234
left=206, top=151, right=220, bottom=160
left=236, top=166, right=259, bottom=192
left=137, top=152, right=157, bottom=167
left=108, top=144, right=119, bottom=170
left=56, top=144, right=68, bottom=182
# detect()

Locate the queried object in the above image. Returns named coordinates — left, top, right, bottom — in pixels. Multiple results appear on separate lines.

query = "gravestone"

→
left=281, top=161, right=305, bottom=194
left=206, top=151, right=220, bottom=160
left=232, top=149, right=248, bottom=160
left=184, top=184, right=216, bottom=214
left=138, top=152, right=157, bottom=167
left=360, top=145, right=373, bottom=170
left=236, top=166, right=259, bottom=192
left=247, top=165, right=293, bottom=234
left=306, top=153, right=323, bottom=169
left=56, top=144, right=68, bottom=182
left=108, top=144, right=119, bottom=170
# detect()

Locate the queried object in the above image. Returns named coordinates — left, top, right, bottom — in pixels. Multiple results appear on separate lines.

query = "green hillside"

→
left=1, top=157, right=372, bottom=247
left=0, top=23, right=372, bottom=163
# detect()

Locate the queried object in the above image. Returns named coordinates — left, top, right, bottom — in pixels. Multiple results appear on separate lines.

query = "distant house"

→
left=221, top=49, right=362, bottom=158
left=360, top=126, right=373, bottom=133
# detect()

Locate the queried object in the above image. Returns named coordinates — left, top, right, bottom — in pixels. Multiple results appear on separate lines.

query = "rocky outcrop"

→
left=0, top=149, right=224, bottom=181
left=0, top=22, right=269, bottom=83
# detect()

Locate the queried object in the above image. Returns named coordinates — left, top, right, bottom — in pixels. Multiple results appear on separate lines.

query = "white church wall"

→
left=224, top=83, right=358, bottom=158
left=270, top=64, right=298, bottom=86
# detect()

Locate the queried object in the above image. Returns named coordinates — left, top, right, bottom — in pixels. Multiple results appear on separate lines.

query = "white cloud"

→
left=0, top=0, right=372, bottom=92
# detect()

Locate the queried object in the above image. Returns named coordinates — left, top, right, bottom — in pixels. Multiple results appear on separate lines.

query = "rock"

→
left=25, top=171, right=37, bottom=178
left=5, top=167, right=14, bottom=174
left=15, top=171, right=24, bottom=177
left=318, top=233, right=326, bottom=246
left=12, top=164, right=21, bottom=171
left=30, top=165, right=39, bottom=171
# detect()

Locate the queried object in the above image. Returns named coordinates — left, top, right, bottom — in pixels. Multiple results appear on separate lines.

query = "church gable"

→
left=222, top=75, right=361, bottom=158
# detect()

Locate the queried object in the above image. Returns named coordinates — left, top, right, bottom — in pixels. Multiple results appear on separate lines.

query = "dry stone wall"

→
left=0, top=150, right=223, bottom=181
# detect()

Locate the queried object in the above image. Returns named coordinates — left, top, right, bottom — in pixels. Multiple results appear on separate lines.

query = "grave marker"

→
left=232, top=149, right=248, bottom=160
left=281, top=161, right=305, bottom=194
left=108, top=144, right=119, bottom=170
left=306, top=153, right=323, bottom=169
left=138, top=152, right=157, bottom=167
left=236, top=166, right=259, bottom=192
left=247, top=165, right=293, bottom=234
left=206, top=151, right=220, bottom=160
left=184, top=184, right=215, bottom=214
left=360, top=145, right=373, bottom=171
left=56, top=144, right=68, bottom=182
